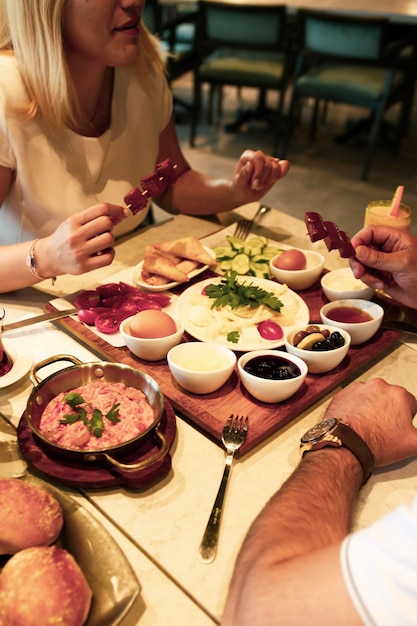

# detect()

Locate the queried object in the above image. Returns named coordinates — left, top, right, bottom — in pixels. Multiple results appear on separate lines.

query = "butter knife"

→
left=1, top=308, right=78, bottom=333
left=381, top=320, right=417, bottom=335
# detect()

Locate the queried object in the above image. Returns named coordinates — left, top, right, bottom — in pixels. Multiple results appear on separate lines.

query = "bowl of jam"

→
left=320, top=299, right=383, bottom=345
left=237, top=350, right=308, bottom=403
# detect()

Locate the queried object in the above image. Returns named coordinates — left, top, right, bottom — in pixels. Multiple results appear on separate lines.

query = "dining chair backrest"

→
left=197, top=1, right=287, bottom=52
left=189, top=0, right=291, bottom=151
left=281, top=8, right=414, bottom=180
left=298, top=10, right=389, bottom=62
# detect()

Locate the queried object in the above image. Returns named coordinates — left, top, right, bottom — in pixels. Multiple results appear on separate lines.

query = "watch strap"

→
left=334, top=421, right=374, bottom=485
left=301, top=419, right=374, bottom=486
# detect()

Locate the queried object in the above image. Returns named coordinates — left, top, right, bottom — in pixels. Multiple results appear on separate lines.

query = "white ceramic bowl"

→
left=321, top=268, right=375, bottom=301
left=167, top=342, right=236, bottom=394
left=320, top=299, right=383, bottom=345
left=269, top=249, right=325, bottom=290
left=120, top=315, right=184, bottom=361
left=237, top=350, right=308, bottom=403
left=284, top=324, right=351, bottom=374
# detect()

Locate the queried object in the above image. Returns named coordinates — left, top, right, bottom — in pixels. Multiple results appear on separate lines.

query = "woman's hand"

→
left=350, top=226, right=417, bottom=309
left=38, top=203, right=127, bottom=277
left=232, top=150, right=290, bottom=202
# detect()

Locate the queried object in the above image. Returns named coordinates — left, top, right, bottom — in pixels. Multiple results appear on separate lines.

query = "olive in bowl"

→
left=320, top=299, right=383, bottom=345
left=285, top=324, right=351, bottom=374
left=237, top=350, right=308, bottom=403
left=269, top=249, right=325, bottom=290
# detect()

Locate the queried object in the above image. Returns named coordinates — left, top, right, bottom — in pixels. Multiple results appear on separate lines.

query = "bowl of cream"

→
left=321, top=268, right=375, bottom=301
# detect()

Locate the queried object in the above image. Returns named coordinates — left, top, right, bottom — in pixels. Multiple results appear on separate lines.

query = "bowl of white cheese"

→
left=321, top=268, right=375, bottom=301
left=167, top=342, right=236, bottom=394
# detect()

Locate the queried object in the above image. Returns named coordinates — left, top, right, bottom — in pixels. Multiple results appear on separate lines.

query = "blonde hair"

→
left=0, top=0, right=165, bottom=127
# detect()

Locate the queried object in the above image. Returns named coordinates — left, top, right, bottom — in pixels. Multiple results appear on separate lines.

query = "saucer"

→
left=0, top=341, right=32, bottom=389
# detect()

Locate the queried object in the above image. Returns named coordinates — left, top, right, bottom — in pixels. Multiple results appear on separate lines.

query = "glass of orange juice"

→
left=364, top=200, right=412, bottom=231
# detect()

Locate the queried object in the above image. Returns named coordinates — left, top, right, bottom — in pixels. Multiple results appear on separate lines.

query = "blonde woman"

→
left=0, top=0, right=289, bottom=293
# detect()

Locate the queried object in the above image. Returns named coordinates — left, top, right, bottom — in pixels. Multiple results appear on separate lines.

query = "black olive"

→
left=330, top=331, right=345, bottom=348
left=311, top=339, right=332, bottom=351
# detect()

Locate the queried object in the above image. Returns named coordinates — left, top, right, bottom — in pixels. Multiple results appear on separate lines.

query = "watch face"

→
left=301, top=418, right=338, bottom=444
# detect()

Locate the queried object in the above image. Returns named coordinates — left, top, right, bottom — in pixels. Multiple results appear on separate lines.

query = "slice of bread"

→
left=0, top=545, right=92, bottom=626
left=0, top=478, right=63, bottom=554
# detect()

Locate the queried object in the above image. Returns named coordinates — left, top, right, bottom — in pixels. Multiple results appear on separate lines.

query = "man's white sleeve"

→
left=341, top=496, right=417, bottom=626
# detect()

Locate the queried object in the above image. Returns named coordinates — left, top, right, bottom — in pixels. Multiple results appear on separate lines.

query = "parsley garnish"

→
left=227, top=331, right=240, bottom=344
left=205, top=271, right=284, bottom=312
left=59, top=392, right=121, bottom=438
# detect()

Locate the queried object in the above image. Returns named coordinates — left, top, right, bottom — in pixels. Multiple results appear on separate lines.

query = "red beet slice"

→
left=305, top=212, right=327, bottom=242
left=155, top=159, right=178, bottom=185
left=338, top=230, right=356, bottom=258
left=323, top=221, right=343, bottom=251
left=123, top=187, right=148, bottom=215
left=140, top=171, right=167, bottom=197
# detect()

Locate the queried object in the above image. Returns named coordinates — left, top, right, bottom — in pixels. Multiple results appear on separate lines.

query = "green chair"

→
left=142, top=0, right=198, bottom=113
left=189, top=1, right=292, bottom=152
left=281, top=9, right=415, bottom=180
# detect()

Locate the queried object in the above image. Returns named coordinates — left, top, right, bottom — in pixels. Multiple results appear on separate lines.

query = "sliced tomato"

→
left=77, top=309, right=98, bottom=326
left=94, top=311, right=123, bottom=334
left=96, top=283, right=125, bottom=298
left=257, top=320, right=284, bottom=341
left=118, top=282, right=144, bottom=296
left=74, top=290, right=101, bottom=310
left=146, top=292, right=171, bottom=307
left=136, top=299, right=167, bottom=311
left=112, top=299, right=139, bottom=319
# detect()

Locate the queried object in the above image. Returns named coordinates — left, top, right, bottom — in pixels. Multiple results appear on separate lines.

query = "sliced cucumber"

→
left=231, top=253, right=251, bottom=274
left=214, top=234, right=279, bottom=278
left=220, top=259, right=234, bottom=271
left=226, top=236, right=246, bottom=251
left=213, top=246, right=236, bottom=260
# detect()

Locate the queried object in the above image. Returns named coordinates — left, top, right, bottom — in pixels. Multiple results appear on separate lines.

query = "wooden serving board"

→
left=47, top=273, right=403, bottom=456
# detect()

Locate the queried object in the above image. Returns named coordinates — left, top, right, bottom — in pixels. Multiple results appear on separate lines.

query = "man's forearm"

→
left=222, top=447, right=363, bottom=625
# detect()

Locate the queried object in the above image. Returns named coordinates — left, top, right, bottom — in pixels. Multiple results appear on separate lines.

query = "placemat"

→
left=17, top=399, right=176, bottom=490
left=46, top=273, right=402, bottom=456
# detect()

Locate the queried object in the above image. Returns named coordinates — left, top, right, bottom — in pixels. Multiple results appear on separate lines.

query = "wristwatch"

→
left=300, top=418, right=374, bottom=485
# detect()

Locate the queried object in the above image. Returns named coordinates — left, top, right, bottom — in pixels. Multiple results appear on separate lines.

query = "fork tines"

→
left=233, top=220, right=252, bottom=240
left=225, top=414, right=249, bottom=433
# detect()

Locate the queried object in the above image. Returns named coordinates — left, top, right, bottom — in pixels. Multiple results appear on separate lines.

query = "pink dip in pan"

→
left=39, top=380, right=154, bottom=451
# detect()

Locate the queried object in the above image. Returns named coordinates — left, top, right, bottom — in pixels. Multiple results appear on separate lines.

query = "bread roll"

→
left=0, top=478, right=63, bottom=554
left=0, top=545, right=92, bottom=626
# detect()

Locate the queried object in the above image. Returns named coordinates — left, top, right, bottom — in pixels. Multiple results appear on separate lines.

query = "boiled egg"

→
left=273, top=249, right=307, bottom=271
left=128, top=310, right=177, bottom=338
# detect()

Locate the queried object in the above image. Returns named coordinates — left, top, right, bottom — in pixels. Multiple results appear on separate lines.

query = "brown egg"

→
left=128, top=310, right=177, bottom=338
left=273, top=249, right=307, bottom=271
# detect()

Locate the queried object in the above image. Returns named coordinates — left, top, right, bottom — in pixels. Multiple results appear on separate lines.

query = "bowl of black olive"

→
left=284, top=324, right=351, bottom=374
left=237, top=350, right=308, bottom=403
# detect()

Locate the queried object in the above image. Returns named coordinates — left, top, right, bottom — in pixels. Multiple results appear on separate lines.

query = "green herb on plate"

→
left=205, top=271, right=284, bottom=312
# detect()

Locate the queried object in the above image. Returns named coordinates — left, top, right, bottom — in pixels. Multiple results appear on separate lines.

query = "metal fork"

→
left=198, top=414, right=248, bottom=564
left=233, top=204, right=271, bottom=240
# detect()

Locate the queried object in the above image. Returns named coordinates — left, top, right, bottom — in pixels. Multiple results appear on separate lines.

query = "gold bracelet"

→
left=25, top=239, right=56, bottom=286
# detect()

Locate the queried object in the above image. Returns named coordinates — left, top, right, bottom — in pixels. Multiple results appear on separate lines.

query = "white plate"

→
left=176, top=275, right=310, bottom=351
left=0, top=341, right=32, bottom=389
left=132, top=245, right=216, bottom=292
